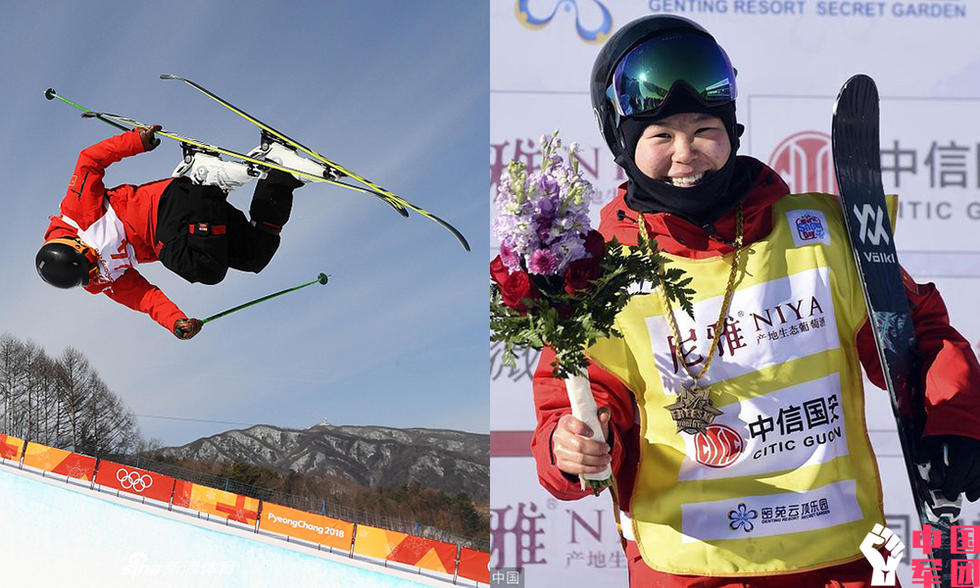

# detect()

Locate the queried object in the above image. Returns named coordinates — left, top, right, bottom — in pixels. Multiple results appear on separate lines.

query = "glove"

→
left=918, top=435, right=980, bottom=501
left=173, top=318, right=203, bottom=340
left=140, top=124, right=162, bottom=151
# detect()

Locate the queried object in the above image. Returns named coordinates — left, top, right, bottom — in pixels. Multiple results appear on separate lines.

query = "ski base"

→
left=833, top=73, right=960, bottom=588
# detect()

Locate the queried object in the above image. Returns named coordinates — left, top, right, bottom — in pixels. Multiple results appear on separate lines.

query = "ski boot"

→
left=172, top=145, right=265, bottom=193
left=247, top=134, right=334, bottom=184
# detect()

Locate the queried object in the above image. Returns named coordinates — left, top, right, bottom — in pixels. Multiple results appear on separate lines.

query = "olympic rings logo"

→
left=116, top=468, right=154, bottom=493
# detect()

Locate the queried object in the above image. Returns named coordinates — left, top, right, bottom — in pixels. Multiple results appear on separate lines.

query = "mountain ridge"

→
left=155, top=423, right=489, bottom=502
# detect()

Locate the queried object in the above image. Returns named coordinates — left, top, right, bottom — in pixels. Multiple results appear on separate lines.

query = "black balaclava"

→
left=615, top=83, right=748, bottom=226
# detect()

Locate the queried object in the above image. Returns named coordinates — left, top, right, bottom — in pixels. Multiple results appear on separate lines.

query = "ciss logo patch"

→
left=787, top=209, right=832, bottom=247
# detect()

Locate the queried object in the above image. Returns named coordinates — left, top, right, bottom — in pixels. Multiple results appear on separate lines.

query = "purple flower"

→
left=545, top=232, right=587, bottom=274
left=561, top=234, right=587, bottom=262
left=527, top=248, right=558, bottom=275
left=536, top=193, right=557, bottom=218
left=500, top=240, right=520, bottom=271
left=492, top=130, right=597, bottom=276
left=536, top=218, right=553, bottom=242
left=537, top=174, right=558, bottom=196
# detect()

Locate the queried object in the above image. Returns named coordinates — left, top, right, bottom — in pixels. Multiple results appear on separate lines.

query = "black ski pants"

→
left=155, top=170, right=302, bottom=285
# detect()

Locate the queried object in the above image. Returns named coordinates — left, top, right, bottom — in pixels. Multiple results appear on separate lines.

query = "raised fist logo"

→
left=860, top=523, right=905, bottom=586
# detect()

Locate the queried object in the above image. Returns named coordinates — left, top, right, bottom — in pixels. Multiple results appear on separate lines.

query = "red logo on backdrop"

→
left=695, top=424, right=744, bottom=468
left=769, top=131, right=838, bottom=195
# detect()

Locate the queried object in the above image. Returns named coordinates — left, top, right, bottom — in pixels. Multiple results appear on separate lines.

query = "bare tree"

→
left=0, top=334, right=34, bottom=438
left=54, top=346, right=98, bottom=450
left=0, top=334, right=143, bottom=454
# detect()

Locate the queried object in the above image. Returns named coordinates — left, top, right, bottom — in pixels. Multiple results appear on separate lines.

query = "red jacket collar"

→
left=598, top=158, right=790, bottom=259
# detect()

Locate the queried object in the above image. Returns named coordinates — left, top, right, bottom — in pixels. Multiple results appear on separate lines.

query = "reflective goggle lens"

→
left=608, top=32, right=737, bottom=118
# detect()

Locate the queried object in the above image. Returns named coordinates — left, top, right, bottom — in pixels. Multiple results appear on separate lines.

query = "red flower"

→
left=584, top=230, right=605, bottom=260
left=491, top=256, right=540, bottom=313
left=563, top=231, right=606, bottom=295
left=563, top=256, right=602, bottom=295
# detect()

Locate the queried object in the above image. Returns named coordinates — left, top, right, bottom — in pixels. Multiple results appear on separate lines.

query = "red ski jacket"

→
left=44, top=130, right=185, bottom=332
left=531, top=157, right=980, bottom=509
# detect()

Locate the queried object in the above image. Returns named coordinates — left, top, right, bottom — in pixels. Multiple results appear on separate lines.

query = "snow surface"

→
left=0, top=462, right=451, bottom=587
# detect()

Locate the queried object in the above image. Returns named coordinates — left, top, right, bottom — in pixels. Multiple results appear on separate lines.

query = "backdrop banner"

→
left=171, top=480, right=260, bottom=525
left=94, top=460, right=175, bottom=504
left=458, top=546, right=492, bottom=584
left=21, top=443, right=96, bottom=481
left=352, top=524, right=407, bottom=560
left=491, top=1, right=980, bottom=586
left=0, top=434, right=24, bottom=462
left=258, top=502, right=354, bottom=551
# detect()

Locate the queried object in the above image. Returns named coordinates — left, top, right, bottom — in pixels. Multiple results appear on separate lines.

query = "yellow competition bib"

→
left=587, top=193, right=898, bottom=575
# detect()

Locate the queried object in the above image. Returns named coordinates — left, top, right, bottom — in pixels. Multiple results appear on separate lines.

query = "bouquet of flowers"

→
left=490, top=130, right=692, bottom=493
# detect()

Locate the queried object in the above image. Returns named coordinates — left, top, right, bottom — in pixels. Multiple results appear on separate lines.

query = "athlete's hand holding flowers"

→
left=490, top=130, right=693, bottom=493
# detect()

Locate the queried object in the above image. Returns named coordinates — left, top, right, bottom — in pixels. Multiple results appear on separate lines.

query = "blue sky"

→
left=0, top=2, right=488, bottom=446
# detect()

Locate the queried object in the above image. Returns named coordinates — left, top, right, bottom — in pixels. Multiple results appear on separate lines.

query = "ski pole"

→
left=44, top=88, right=159, bottom=146
left=175, top=273, right=330, bottom=338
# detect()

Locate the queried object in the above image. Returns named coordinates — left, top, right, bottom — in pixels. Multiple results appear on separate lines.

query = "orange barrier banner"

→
left=0, top=434, right=25, bottom=461
left=457, top=547, right=490, bottom=584
left=172, top=480, right=259, bottom=525
left=22, top=443, right=96, bottom=480
left=388, top=535, right=458, bottom=574
left=352, top=525, right=458, bottom=573
left=353, top=524, right=406, bottom=560
left=94, top=460, right=175, bottom=503
left=258, top=502, right=354, bottom=550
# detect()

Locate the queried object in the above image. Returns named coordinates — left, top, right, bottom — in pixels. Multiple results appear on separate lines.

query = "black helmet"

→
left=36, top=238, right=97, bottom=289
left=590, top=15, right=738, bottom=159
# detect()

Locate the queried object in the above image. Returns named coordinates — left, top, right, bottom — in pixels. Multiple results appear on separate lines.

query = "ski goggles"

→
left=607, top=32, right=737, bottom=119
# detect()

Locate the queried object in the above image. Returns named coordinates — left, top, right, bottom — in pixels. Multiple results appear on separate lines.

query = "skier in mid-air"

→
left=530, top=14, right=980, bottom=586
left=36, top=125, right=324, bottom=339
